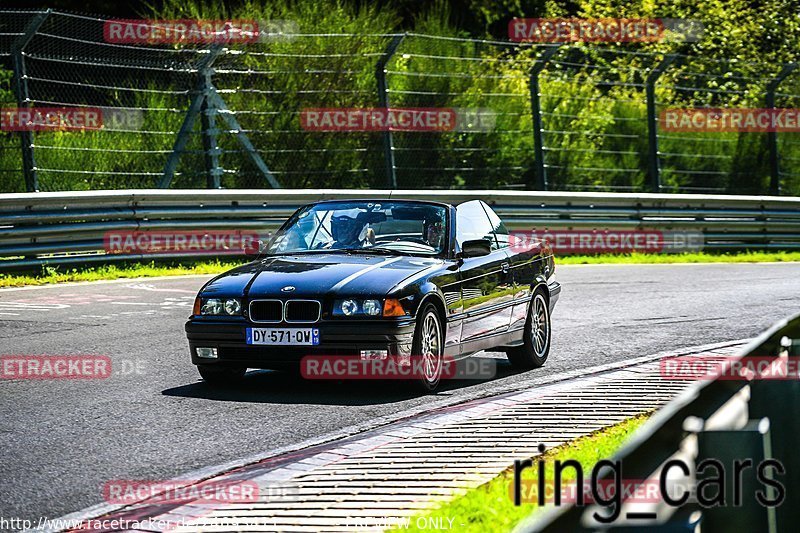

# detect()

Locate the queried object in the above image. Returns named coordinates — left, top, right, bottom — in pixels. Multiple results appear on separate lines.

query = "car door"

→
left=479, top=202, right=528, bottom=332
left=456, top=200, right=514, bottom=346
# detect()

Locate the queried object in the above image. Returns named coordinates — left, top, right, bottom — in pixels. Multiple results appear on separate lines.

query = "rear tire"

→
left=507, top=289, right=551, bottom=369
left=197, top=365, right=246, bottom=386
left=411, top=303, right=444, bottom=393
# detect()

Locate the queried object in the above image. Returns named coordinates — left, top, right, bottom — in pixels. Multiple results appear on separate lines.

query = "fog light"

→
left=196, top=347, right=218, bottom=359
left=360, top=349, right=388, bottom=360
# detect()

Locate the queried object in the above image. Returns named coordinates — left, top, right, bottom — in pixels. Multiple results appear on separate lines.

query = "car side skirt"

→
left=457, top=327, right=525, bottom=357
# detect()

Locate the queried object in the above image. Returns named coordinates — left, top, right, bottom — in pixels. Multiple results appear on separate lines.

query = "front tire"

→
left=507, top=289, right=551, bottom=369
left=411, top=303, right=444, bottom=393
left=197, top=365, right=246, bottom=386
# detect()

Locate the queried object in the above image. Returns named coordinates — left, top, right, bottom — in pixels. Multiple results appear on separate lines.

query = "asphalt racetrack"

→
left=1, top=262, right=799, bottom=522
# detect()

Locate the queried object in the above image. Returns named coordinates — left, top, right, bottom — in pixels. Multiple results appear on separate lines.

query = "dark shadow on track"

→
left=161, top=356, right=546, bottom=405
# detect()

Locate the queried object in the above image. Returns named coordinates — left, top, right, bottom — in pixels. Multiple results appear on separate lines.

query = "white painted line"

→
left=124, top=283, right=197, bottom=293
left=0, top=303, right=70, bottom=311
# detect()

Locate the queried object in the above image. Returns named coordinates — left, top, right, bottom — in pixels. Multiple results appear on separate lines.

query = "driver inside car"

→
left=330, top=213, right=375, bottom=249
left=424, top=217, right=445, bottom=250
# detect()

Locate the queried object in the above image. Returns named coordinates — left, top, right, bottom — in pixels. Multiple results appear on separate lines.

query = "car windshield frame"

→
left=261, top=200, right=451, bottom=258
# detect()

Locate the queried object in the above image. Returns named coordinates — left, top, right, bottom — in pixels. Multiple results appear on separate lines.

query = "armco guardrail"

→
left=520, top=312, right=800, bottom=533
left=1, top=189, right=800, bottom=270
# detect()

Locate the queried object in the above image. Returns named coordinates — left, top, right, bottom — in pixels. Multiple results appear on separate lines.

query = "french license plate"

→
left=246, top=328, right=320, bottom=346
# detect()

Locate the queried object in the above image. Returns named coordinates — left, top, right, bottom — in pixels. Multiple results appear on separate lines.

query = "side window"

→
left=480, top=202, right=509, bottom=249
left=456, top=200, right=496, bottom=249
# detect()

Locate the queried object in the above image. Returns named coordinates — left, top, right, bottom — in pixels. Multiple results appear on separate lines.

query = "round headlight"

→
left=224, top=298, right=241, bottom=315
left=363, top=299, right=381, bottom=316
left=202, top=298, right=222, bottom=315
left=341, top=299, right=358, bottom=316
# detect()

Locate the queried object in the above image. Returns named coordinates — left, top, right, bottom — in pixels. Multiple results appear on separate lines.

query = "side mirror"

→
left=458, top=239, right=492, bottom=258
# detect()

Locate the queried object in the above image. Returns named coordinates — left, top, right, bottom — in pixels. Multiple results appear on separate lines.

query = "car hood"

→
left=201, top=253, right=443, bottom=298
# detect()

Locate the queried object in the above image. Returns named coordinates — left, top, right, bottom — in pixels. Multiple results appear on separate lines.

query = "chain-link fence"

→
left=1, top=9, right=798, bottom=194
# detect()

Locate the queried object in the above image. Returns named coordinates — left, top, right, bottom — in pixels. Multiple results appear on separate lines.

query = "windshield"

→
left=265, top=201, right=448, bottom=256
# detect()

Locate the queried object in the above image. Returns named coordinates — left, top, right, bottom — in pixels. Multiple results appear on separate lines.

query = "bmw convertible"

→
left=186, top=199, right=560, bottom=391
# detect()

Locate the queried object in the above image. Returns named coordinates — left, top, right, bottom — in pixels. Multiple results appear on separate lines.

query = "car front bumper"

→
left=185, top=319, right=416, bottom=369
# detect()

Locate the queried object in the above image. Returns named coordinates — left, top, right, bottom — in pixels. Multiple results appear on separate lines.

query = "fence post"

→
left=160, top=45, right=223, bottom=189
left=376, top=34, right=405, bottom=189
left=529, top=45, right=560, bottom=191
left=207, top=90, right=280, bottom=188
left=200, top=68, right=222, bottom=189
left=766, top=63, right=797, bottom=195
left=11, top=9, right=51, bottom=192
left=645, top=54, right=678, bottom=193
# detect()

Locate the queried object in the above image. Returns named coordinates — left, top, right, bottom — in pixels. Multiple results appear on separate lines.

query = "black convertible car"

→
left=186, top=199, right=560, bottom=391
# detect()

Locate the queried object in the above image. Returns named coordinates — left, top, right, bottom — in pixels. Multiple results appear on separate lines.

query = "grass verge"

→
left=0, top=250, right=798, bottom=289
left=557, top=250, right=800, bottom=264
left=0, top=260, right=242, bottom=288
left=392, top=414, right=650, bottom=533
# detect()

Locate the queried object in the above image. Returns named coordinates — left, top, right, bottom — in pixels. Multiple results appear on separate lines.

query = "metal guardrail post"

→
left=529, top=46, right=560, bottom=191
left=696, top=419, right=777, bottom=533
left=11, top=9, right=51, bottom=193
left=376, top=34, right=405, bottom=189
left=646, top=54, right=678, bottom=193
left=766, top=63, right=797, bottom=195
left=748, top=334, right=800, bottom=531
